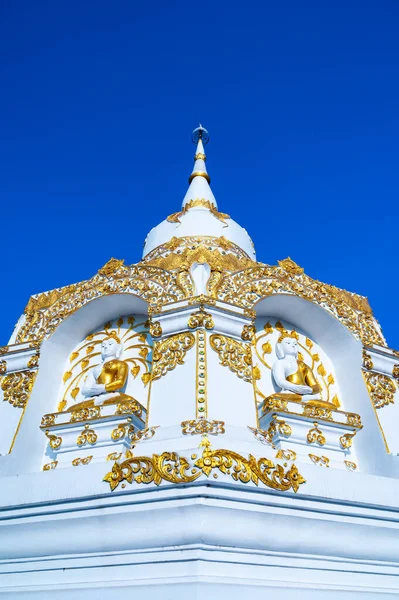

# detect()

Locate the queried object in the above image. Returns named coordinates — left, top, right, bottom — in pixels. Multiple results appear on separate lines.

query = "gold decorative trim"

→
left=276, top=449, right=297, bottom=461
left=149, top=320, right=162, bottom=338
left=107, top=452, right=123, bottom=461
left=196, top=330, right=208, bottom=417
left=0, top=360, right=7, bottom=374
left=209, top=334, right=253, bottom=382
left=393, top=365, right=399, bottom=380
left=103, top=435, right=306, bottom=493
left=306, top=422, right=326, bottom=446
left=72, top=455, right=93, bottom=466
left=1, top=370, right=37, bottom=408
left=151, top=333, right=195, bottom=382
left=195, top=152, right=206, bottom=160
left=216, top=266, right=383, bottom=346
left=77, top=424, right=98, bottom=446
left=344, top=460, right=357, bottom=471
left=248, top=426, right=275, bottom=447
left=45, top=430, right=62, bottom=450
left=188, top=171, right=210, bottom=184
left=188, top=309, right=214, bottom=330
left=268, top=415, right=292, bottom=438
left=167, top=198, right=230, bottom=226
left=309, top=454, right=329, bottom=467
left=340, top=432, right=356, bottom=449
left=131, top=426, right=159, bottom=444
left=43, top=461, right=58, bottom=471
left=181, top=419, right=225, bottom=435
left=241, top=323, right=255, bottom=341
left=362, top=349, right=374, bottom=370
left=27, top=353, right=40, bottom=368
left=363, top=371, right=396, bottom=409
left=111, top=423, right=134, bottom=442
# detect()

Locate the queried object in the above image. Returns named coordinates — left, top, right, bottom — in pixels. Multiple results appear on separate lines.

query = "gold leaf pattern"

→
left=69, top=351, right=79, bottom=363
left=63, top=371, right=72, bottom=383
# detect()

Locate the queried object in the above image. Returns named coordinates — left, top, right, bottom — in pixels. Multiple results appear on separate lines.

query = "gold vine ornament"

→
left=103, top=435, right=305, bottom=493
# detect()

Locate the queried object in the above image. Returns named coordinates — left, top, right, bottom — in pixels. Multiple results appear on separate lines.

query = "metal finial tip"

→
left=192, top=124, right=210, bottom=145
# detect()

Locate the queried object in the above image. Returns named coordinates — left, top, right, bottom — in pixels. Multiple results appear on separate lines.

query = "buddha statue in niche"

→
left=271, top=333, right=336, bottom=409
left=70, top=334, right=132, bottom=410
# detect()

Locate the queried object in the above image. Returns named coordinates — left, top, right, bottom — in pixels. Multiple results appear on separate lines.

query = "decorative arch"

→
left=215, top=258, right=385, bottom=347
left=16, top=259, right=189, bottom=343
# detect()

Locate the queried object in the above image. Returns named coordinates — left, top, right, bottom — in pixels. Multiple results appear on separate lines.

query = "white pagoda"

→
left=1, top=126, right=399, bottom=599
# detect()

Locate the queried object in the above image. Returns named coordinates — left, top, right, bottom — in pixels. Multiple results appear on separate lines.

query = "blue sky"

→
left=1, top=1, right=398, bottom=346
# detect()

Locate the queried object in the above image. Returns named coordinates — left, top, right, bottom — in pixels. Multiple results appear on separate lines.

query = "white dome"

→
left=142, top=205, right=256, bottom=259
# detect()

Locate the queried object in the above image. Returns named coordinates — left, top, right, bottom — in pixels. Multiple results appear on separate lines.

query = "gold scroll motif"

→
left=215, top=265, right=384, bottom=347
left=43, top=461, right=58, bottom=471
left=104, top=435, right=306, bottom=493
left=72, top=456, right=93, bottom=467
left=309, top=454, right=330, bottom=467
left=306, top=423, right=326, bottom=446
left=188, top=309, right=214, bottom=330
left=1, top=371, right=37, bottom=409
left=363, top=371, right=396, bottom=409
left=196, top=330, right=208, bottom=417
left=393, top=365, right=399, bottom=380
left=181, top=419, right=225, bottom=436
left=344, top=460, right=357, bottom=471
left=276, top=449, right=297, bottom=461
left=167, top=198, right=231, bottom=226
left=362, top=350, right=374, bottom=370
left=151, top=333, right=195, bottom=382
left=248, top=426, right=275, bottom=448
left=149, top=320, right=162, bottom=338
left=209, top=334, right=253, bottom=382
left=77, top=424, right=98, bottom=446
left=131, top=426, right=159, bottom=444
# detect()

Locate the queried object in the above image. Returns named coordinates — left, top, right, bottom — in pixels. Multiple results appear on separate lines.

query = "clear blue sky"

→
left=1, top=1, right=398, bottom=346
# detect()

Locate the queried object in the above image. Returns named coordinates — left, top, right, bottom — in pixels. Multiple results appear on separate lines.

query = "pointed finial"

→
left=191, top=123, right=210, bottom=146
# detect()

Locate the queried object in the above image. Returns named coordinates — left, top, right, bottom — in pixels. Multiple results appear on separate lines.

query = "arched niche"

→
left=1, top=294, right=149, bottom=476
left=254, top=294, right=393, bottom=477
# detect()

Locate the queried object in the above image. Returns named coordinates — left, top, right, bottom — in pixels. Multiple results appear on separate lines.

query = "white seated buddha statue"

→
left=70, top=334, right=132, bottom=410
left=271, top=333, right=336, bottom=409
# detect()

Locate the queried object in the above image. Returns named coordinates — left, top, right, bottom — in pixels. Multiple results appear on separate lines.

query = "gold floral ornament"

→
left=241, top=323, right=256, bottom=342
left=363, top=372, right=396, bottom=409
left=103, top=435, right=306, bottom=493
left=149, top=320, right=162, bottom=338
left=1, top=371, right=37, bottom=409
left=362, top=350, right=374, bottom=371
left=151, top=333, right=195, bottom=381
left=340, top=432, right=356, bottom=449
left=0, top=361, right=7, bottom=375
left=306, top=422, right=326, bottom=446
left=98, top=258, right=125, bottom=277
left=215, top=266, right=384, bottom=347
left=181, top=419, right=225, bottom=436
left=77, top=424, right=98, bottom=446
left=309, top=454, right=330, bottom=467
left=393, top=365, right=399, bottom=380
left=278, top=257, right=304, bottom=275
left=210, top=334, right=253, bottom=382
left=188, top=309, right=214, bottom=330
left=167, top=198, right=231, bottom=226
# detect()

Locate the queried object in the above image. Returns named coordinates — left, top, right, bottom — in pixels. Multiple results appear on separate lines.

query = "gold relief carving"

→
left=72, top=455, right=93, bottom=466
left=107, top=452, right=123, bottom=461
left=17, top=265, right=186, bottom=343
left=262, top=396, right=288, bottom=412
left=0, top=346, right=9, bottom=355
left=195, top=152, right=206, bottom=160
left=196, top=330, right=208, bottom=417
left=344, top=460, right=357, bottom=471
left=306, top=423, right=326, bottom=446
left=181, top=419, right=225, bottom=436
left=216, top=267, right=384, bottom=347
left=1, top=371, right=37, bottom=409
left=340, top=432, right=356, bottom=449
left=151, top=333, right=195, bottom=382
left=346, top=413, right=362, bottom=428
left=41, top=414, right=56, bottom=428
left=149, top=320, right=162, bottom=338
left=0, top=361, right=7, bottom=375
left=362, top=350, right=374, bottom=370
left=268, top=416, right=292, bottom=438
left=276, top=449, right=297, bottom=461
left=104, top=435, right=306, bottom=493
left=187, top=295, right=216, bottom=306
left=393, top=365, right=399, bottom=380
left=27, top=353, right=40, bottom=369
left=98, top=258, right=125, bottom=277
left=142, top=236, right=253, bottom=274
left=188, top=309, right=214, bottom=330
left=363, top=371, right=396, bottom=409
left=45, top=430, right=62, bottom=450
left=43, top=461, right=58, bottom=471
left=303, top=405, right=333, bottom=421
left=248, top=426, right=275, bottom=447
left=309, top=454, right=330, bottom=467
left=70, top=406, right=101, bottom=422
left=131, top=426, right=159, bottom=444
left=111, top=423, right=134, bottom=441
left=167, top=198, right=230, bottom=226
left=278, top=257, right=304, bottom=275
left=115, top=400, right=142, bottom=417
left=77, top=424, right=98, bottom=446
left=210, top=334, right=253, bottom=382
left=241, top=323, right=255, bottom=342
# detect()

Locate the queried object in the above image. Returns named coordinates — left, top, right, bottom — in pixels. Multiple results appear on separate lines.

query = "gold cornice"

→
left=167, top=198, right=230, bottom=225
